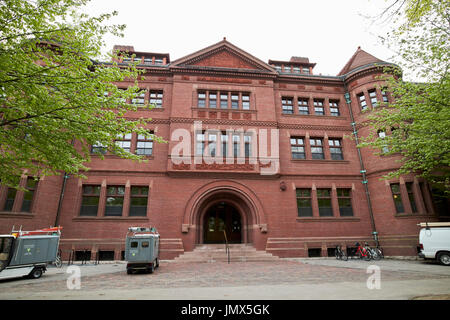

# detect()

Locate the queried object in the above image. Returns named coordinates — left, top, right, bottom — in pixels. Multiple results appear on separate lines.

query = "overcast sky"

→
left=85, top=0, right=398, bottom=77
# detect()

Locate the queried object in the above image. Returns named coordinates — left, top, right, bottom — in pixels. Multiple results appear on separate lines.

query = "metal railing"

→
left=223, top=230, right=230, bottom=264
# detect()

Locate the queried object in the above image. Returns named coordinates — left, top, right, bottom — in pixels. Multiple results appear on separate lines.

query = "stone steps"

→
left=173, top=243, right=280, bottom=263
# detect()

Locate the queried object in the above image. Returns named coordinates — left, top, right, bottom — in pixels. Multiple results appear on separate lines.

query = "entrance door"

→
left=203, top=203, right=242, bottom=243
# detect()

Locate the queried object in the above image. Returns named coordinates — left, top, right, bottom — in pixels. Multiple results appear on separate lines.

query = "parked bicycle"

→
left=335, top=245, right=348, bottom=261
left=349, top=242, right=372, bottom=261
left=366, top=243, right=384, bottom=260
left=52, top=249, right=62, bottom=268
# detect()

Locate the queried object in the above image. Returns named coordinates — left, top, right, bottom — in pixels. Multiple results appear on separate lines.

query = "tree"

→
left=358, top=0, right=449, bottom=193
left=0, top=0, right=161, bottom=188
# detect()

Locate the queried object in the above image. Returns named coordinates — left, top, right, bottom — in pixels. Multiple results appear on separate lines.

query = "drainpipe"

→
left=54, top=172, right=69, bottom=227
left=343, top=85, right=379, bottom=247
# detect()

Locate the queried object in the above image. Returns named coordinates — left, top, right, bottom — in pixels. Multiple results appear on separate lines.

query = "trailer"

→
left=0, top=226, right=62, bottom=280
left=125, top=227, right=160, bottom=274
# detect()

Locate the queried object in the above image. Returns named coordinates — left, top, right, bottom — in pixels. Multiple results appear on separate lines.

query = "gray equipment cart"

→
left=0, top=226, right=62, bottom=280
left=125, top=227, right=160, bottom=274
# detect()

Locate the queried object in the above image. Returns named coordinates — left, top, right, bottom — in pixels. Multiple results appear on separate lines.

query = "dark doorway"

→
left=203, top=202, right=242, bottom=243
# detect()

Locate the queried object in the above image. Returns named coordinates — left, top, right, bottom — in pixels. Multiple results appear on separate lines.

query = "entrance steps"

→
left=172, top=243, right=280, bottom=263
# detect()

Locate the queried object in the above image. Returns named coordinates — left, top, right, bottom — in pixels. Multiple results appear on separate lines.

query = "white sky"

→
left=85, top=0, right=398, bottom=77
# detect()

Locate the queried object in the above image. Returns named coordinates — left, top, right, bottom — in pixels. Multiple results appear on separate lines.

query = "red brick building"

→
left=1, top=39, right=447, bottom=260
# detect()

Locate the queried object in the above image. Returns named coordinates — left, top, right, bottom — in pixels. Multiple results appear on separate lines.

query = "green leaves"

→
left=0, top=0, right=162, bottom=188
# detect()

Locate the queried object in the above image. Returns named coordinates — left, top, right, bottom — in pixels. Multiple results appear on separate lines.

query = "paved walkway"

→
left=0, top=258, right=449, bottom=300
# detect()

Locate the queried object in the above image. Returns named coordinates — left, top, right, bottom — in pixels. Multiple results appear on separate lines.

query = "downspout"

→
left=54, top=139, right=75, bottom=227
left=343, top=83, right=379, bottom=247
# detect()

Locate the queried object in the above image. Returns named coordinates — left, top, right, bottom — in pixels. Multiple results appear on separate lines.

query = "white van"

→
left=418, top=223, right=450, bottom=266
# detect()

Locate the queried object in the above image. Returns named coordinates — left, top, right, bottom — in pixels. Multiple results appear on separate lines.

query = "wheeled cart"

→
left=0, top=226, right=62, bottom=280
left=125, top=227, right=160, bottom=274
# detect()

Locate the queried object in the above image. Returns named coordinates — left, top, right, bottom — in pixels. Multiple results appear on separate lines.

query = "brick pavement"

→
left=1, top=259, right=449, bottom=298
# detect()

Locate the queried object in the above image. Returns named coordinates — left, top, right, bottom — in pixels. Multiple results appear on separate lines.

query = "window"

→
left=302, top=67, right=310, bottom=74
left=317, top=188, right=333, bottom=216
left=130, top=186, right=149, bottom=216
left=378, top=130, right=389, bottom=153
left=283, top=65, right=291, bottom=73
left=115, top=133, right=132, bottom=153
left=208, top=132, right=217, bottom=157
left=209, top=92, right=217, bottom=108
left=3, top=188, right=16, bottom=211
left=282, top=97, right=293, bottom=114
left=80, top=185, right=101, bottom=216
left=329, top=139, right=343, bottom=160
left=136, top=133, right=153, bottom=156
left=313, top=99, right=324, bottom=115
left=381, top=88, right=389, bottom=103
left=391, top=183, right=404, bottom=213
left=297, top=98, right=309, bottom=115
left=231, top=94, right=239, bottom=109
left=143, top=57, right=153, bottom=65
left=154, top=58, right=163, bottom=65
left=132, top=90, right=145, bottom=106
left=329, top=100, right=340, bottom=116
left=220, top=93, right=228, bottom=109
left=296, top=189, right=312, bottom=217
left=198, top=92, right=206, bottom=108
left=337, top=188, right=353, bottom=216
left=290, top=137, right=305, bottom=159
left=406, top=182, right=418, bottom=213
left=310, top=138, right=324, bottom=159
left=232, top=133, right=240, bottom=157
left=244, top=134, right=253, bottom=158
left=21, top=178, right=38, bottom=212
left=293, top=66, right=300, bottom=73
left=368, top=89, right=378, bottom=107
left=358, top=93, right=368, bottom=110
left=221, top=133, right=229, bottom=158
left=196, top=132, right=205, bottom=156
left=105, top=186, right=125, bottom=216
left=149, top=90, right=163, bottom=108
left=91, top=142, right=107, bottom=155
left=242, top=94, right=250, bottom=110
left=274, top=65, right=282, bottom=72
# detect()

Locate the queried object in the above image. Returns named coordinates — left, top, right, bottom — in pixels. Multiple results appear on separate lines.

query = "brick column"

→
left=311, top=183, right=319, bottom=217
left=98, top=179, right=107, bottom=217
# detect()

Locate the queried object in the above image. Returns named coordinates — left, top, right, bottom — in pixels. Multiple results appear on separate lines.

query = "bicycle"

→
left=351, top=242, right=372, bottom=261
left=335, top=245, right=348, bottom=261
left=53, top=249, right=62, bottom=268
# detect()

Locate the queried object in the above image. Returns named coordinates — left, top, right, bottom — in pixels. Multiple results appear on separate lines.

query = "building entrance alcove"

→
left=203, top=202, right=242, bottom=244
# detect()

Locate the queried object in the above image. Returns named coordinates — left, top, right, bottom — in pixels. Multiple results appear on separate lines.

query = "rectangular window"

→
left=91, top=142, right=107, bottom=155
left=282, top=97, right=293, bottom=114
left=337, top=188, right=353, bottom=216
left=131, top=90, right=146, bottom=106
left=298, top=98, right=309, bottom=115
left=290, top=137, right=305, bottom=159
left=231, top=94, right=239, bottom=109
left=80, top=185, right=100, bottom=216
left=136, top=133, right=153, bottom=156
left=313, top=99, right=324, bottom=115
left=293, top=66, right=300, bottom=73
left=381, top=88, right=389, bottom=103
left=391, top=183, right=404, bottom=213
left=232, top=133, right=240, bottom=157
left=244, top=134, right=252, bottom=158
left=242, top=94, right=250, bottom=110
left=283, top=65, right=291, bottom=73
left=196, top=132, right=205, bottom=156
left=302, top=67, right=310, bottom=74
left=198, top=92, right=206, bottom=108
left=296, top=189, right=312, bottom=217
left=317, top=188, right=333, bottom=217
left=21, top=178, right=38, bottom=212
left=154, top=58, right=163, bottom=65
left=220, top=93, right=228, bottom=109
left=209, top=92, right=217, bottom=108
left=329, top=100, right=340, bottom=116
left=358, top=93, right=368, bottom=110
left=274, top=65, right=282, bottom=72
left=221, top=133, right=229, bottom=158
left=208, top=132, right=217, bottom=157
left=368, top=89, right=378, bottom=107
left=3, top=188, right=16, bottom=211
left=406, top=182, right=418, bottom=213
left=310, top=138, right=324, bottom=159
left=129, top=186, right=149, bottom=216
left=329, top=139, right=344, bottom=160
left=378, top=130, right=389, bottom=153
left=105, top=186, right=125, bottom=216
left=143, top=57, right=153, bottom=65
left=149, top=90, right=163, bottom=108
left=115, top=133, right=132, bottom=153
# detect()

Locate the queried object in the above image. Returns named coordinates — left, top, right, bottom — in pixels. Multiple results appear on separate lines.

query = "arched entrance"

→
left=203, top=202, right=242, bottom=243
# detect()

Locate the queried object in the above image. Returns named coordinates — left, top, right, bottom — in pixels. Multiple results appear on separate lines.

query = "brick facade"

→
left=1, top=39, right=448, bottom=260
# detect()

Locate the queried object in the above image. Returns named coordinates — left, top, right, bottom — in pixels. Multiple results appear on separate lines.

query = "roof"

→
left=337, top=46, right=385, bottom=76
